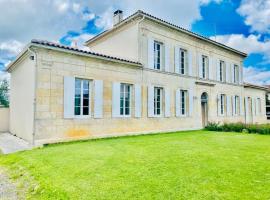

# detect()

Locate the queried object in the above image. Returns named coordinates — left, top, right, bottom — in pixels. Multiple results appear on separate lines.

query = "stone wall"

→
left=0, top=107, right=9, bottom=132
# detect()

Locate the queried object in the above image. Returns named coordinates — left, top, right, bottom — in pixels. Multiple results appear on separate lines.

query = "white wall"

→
left=0, top=107, right=9, bottom=132
left=9, top=54, right=35, bottom=142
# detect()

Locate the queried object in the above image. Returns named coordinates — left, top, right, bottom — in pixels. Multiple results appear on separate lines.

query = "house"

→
left=6, top=10, right=269, bottom=145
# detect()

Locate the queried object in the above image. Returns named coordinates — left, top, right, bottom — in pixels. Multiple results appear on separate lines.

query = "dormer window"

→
left=154, top=41, right=163, bottom=70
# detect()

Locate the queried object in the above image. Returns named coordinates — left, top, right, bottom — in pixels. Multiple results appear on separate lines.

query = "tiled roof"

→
left=86, top=10, right=247, bottom=57
left=31, top=39, right=142, bottom=66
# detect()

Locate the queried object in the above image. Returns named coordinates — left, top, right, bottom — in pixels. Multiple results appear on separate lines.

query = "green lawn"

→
left=1, top=131, right=270, bottom=199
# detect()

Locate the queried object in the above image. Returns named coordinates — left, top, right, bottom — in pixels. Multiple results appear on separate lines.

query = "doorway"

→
left=201, top=92, right=208, bottom=127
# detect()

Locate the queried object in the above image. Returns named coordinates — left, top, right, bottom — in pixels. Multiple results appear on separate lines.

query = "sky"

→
left=0, top=0, right=269, bottom=85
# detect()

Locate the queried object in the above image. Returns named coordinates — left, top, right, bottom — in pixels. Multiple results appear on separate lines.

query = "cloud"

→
left=210, top=34, right=270, bottom=63
left=244, top=66, right=270, bottom=85
left=237, top=0, right=270, bottom=33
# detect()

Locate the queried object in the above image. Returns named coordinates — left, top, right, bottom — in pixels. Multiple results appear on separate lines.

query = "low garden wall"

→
left=0, top=107, right=9, bottom=132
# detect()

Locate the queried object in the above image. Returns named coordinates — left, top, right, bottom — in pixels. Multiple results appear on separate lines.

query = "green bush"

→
left=205, top=122, right=270, bottom=135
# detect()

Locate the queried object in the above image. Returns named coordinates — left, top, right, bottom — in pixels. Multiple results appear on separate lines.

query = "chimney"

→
left=113, top=10, right=123, bottom=26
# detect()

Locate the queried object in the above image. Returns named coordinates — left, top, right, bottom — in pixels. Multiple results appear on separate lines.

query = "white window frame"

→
left=202, top=55, right=209, bottom=79
left=154, top=41, right=163, bottom=70
left=220, top=94, right=225, bottom=116
left=179, top=48, right=187, bottom=75
left=180, top=90, right=188, bottom=116
left=120, top=83, right=132, bottom=117
left=74, top=78, right=91, bottom=118
left=154, top=87, right=163, bottom=116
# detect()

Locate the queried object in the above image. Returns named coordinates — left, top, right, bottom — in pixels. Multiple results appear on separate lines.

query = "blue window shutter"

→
left=135, top=84, right=142, bottom=118
left=148, top=86, right=154, bottom=117
left=174, top=46, right=180, bottom=73
left=165, top=44, right=170, bottom=72
left=226, top=95, right=231, bottom=116
left=94, top=80, right=103, bottom=118
left=208, top=57, right=213, bottom=80
left=175, top=89, right=180, bottom=117
left=189, top=89, right=193, bottom=116
left=188, top=50, right=193, bottom=76
left=148, top=38, right=154, bottom=69
left=64, top=76, right=75, bottom=119
left=112, top=82, right=120, bottom=117
left=165, top=88, right=171, bottom=117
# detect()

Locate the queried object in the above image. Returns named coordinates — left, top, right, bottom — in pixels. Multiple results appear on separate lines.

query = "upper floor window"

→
left=233, top=65, right=239, bottom=84
left=154, top=41, right=163, bottom=70
left=220, top=94, right=225, bottom=116
left=179, top=49, right=187, bottom=75
left=234, top=95, right=240, bottom=115
left=75, top=78, right=90, bottom=116
left=120, top=83, right=131, bottom=116
left=154, top=87, right=163, bottom=116
left=219, top=60, right=225, bottom=82
left=180, top=90, right=188, bottom=115
left=202, top=55, right=209, bottom=79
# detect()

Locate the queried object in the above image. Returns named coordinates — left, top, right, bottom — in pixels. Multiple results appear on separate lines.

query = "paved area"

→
left=0, top=133, right=32, bottom=154
left=0, top=168, right=17, bottom=200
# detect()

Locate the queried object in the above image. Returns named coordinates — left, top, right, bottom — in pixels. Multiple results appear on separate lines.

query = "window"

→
left=180, top=90, right=188, bottom=115
left=219, top=60, right=225, bottom=82
left=154, top=87, right=163, bottom=116
left=154, top=41, right=163, bottom=70
left=120, top=83, right=131, bottom=116
left=234, top=96, right=240, bottom=115
left=220, top=94, right=225, bottom=115
left=202, top=55, right=208, bottom=79
left=179, top=49, right=187, bottom=75
left=75, top=78, right=90, bottom=116
left=233, top=65, right=239, bottom=84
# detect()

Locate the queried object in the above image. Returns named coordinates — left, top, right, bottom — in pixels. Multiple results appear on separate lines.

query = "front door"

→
left=201, top=92, right=208, bottom=127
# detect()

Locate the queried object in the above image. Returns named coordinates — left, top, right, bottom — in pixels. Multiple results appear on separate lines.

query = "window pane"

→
left=75, top=107, right=80, bottom=115
left=83, top=107, right=89, bottom=115
left=75, top=98, right=81, bottom=107
left=83, top=81, right=89, bottom=90
left=75, top=79, right=81, bottom=89
left=83, top=98, right=89, bottom=107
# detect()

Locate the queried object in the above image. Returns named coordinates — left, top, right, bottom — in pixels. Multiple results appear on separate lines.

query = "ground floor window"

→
left=75, top=78, right=90, bottom=116
left=120, top=83, right=131, bottom=116
left=180, top=90, right=188, bottom=115
left=154, top=87, right=163, bottom=116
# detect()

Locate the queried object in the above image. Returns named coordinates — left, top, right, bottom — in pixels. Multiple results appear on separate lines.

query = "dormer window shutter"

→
left=148, top=38, right=154, bottom=69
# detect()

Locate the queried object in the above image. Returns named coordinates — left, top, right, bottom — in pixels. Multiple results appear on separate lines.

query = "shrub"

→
left=205, top=122, right=270, bottom=135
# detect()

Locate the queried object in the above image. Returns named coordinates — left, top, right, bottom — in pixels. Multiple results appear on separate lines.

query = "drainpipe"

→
left=28, top=47, right=38, bottom=146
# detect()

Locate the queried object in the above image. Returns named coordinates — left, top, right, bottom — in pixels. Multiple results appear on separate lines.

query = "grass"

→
left=1, top=130, right=270, bottom=199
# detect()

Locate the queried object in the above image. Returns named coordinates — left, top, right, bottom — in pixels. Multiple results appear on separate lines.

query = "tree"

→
left=0, top=79, right=9, bottom=107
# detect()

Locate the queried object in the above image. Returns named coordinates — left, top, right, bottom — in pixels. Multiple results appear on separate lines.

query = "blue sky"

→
left=0, top=0, right=269, bottom=84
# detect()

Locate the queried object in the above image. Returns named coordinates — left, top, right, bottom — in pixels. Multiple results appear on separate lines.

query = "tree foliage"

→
left=0, top=79, right=9, bottom=107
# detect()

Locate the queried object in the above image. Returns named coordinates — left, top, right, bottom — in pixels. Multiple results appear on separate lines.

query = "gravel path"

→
left=0, top=168, right=17, bottom=200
